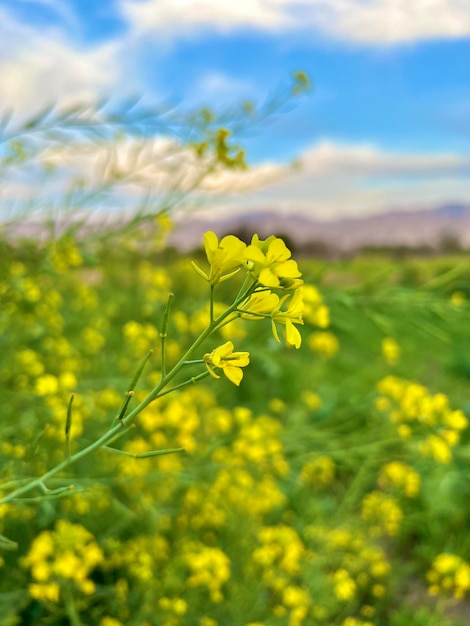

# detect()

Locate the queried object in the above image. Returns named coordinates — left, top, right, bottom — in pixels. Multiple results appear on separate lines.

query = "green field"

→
left=1, top=226, right=470, bottom=626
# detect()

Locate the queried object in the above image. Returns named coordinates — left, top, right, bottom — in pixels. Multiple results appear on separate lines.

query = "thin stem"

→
left=235, top=273, right=253, bottom=301
left=210, top=285, right=215, bottom=323
left=155, top=371, right=210, bottom=398
left=160, top=293, right=174, bottom=378
left=103, top=446, right=184, bottom=459
left=0, top=422, right=124, bottom=504
left=65, top=393, right=74, bottom=463
left=64, top=587, right=83, bottom=626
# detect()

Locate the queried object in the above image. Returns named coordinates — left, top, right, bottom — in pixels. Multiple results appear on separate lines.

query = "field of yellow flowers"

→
left=1, top=224, right=469, bottom=626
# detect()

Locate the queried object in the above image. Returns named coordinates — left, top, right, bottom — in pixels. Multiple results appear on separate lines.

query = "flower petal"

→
left=224, top=366, right=243, bottom=386
left=286, top=320, right=302, bottom=348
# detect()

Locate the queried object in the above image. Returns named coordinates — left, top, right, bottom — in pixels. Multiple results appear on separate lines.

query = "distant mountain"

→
left=168, top=205, right=470, bottom=254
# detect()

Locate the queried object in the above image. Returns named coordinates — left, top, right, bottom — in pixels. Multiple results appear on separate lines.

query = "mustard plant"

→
left=0, top=231, right=304, bottom=526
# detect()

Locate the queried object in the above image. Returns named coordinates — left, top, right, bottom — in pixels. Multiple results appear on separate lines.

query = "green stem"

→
left=160, top=293, right=174, bottom=378
left=235, top=273, right=254, bottom=301
left=210, top=285, right=215, bottom=323
left=155, top=371, right=210, bottom=398
left=64, top=587, right=82, bottom=626
left=0, top=280, right=258, bottom=505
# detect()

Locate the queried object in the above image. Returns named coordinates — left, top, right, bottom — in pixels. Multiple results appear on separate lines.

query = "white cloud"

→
left=3, top=135, right=469, bottom=221
left=121, top=0, right=470, bottom=45
left=0, top=7, right=123, bottom=116
left=189, top=139, right=470, bottom=219
left=297, top=140, right=470, bottom=177
left=39, top=136, right=289, bottom=196
left=121, top=0, right=289, bottom=38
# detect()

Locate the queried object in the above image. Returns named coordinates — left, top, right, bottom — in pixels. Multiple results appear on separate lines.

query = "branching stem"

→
left=0, top=279, right=258, bottom=506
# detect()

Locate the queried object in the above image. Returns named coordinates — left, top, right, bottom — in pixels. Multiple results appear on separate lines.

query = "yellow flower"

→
left=192, top=231, right=246, bottom=285
left=308, top=331, right=339, bottom=358
left=382, top=337, right=401, bottom=365
left=333, top=569, right=356, bottom=600
left=239, top=290, right=280, bottom=320
left=245, top=235, right=302, bottom=288
left=204, top=341, right=250, bottom=386
left=271, top=290, right=304, bottom=349
left=450, top=291, right=465, bottom=307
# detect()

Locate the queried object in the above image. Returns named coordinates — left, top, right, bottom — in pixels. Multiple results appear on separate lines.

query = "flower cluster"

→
left=376, top=376, right=468, bottom=463
left=299, top=455, right=336, bottom=489
left=184, top=543, right=231, bottom=603
left=303, top=525, right=390, bottom=620
left=378, top=461, right=420, bottom=498
left=361, top=491, right=403, bottom=537
left=307, top=331, right=339, bottom=358
left=427, top=553, right=470, bottom=599
left=192, top=231, right=304, bottom=351
left=21, top=520, right=104, bottom=602
left=381, top=337, right=401, bottom=366
left=252, top=525, right=310, bottom=626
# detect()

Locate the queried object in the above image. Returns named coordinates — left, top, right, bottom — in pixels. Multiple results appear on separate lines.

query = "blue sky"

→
left=1, top=0, right=469, bottom=219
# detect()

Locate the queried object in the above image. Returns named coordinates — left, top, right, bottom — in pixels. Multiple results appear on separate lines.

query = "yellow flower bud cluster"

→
left=381, top=337, right=401, bottom=366
left=450, top=290, right=466, bottom=307
left=15, top=348, right=45, bottom=377
left=123, top=320, right=159, bottom=355
left=333, top=568, right=357, bottom=601
left=104, top=535, right=170, bottom=583
left=135, top=385, right=215, bottom=463
left=427, top=553, right=470, bottom=599
left=81, top=326, right=106, bottom=355
left=299, top=455, right=336, bottom=488
left=302, top=524, right=390, bottom=620
left=211, top=467, right=286, bottom=518
left=252, top=525, right=311, bottom=626
left=307, top=331, right=339, bottom=358
left=302, top=285, right=330, bottom=328
left=378, top=461, right=420, bottom=498
left=158, top=596, right=188, bottom=616
left=21, top=520, right=104, bottom=602
left=49, top=237, right=83, bottom=273
left=184, top=543, right=231, bottom=603
left=361, top=491, right=403, bottom=537
left=301, top=285, right=339, bottom=357
left=376, top=376, right=468, bottom=463
left=137, top=262, right=172, bottom=304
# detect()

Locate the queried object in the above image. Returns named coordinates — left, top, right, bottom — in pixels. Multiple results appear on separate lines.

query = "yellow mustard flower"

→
left=192, top=231, right=246, bottom=285
left=239, top=289, right=280, bottom=320
left=333, top=569, right=357, bottom=601
left=427, top=553, right=470, bottom=599
left=308, top=331, right=339, bottom=358
left=381, top=337, right=401, bottom=365
left=450, top=291, right=465, bottom=307
left=378, top=461, right=420, bottom=498
left=203, top=341, right=250, bottom=386
left=185, top=543, right=231, bottom=602
left=245, top=234, right=302, bottom=288
left=271, top=289, right=304, bottom=349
